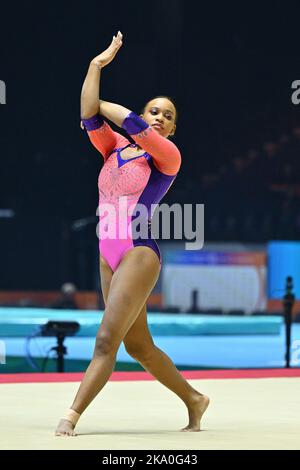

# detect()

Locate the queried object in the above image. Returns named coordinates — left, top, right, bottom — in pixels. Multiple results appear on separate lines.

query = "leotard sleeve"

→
left=121, top=111, right=181, bottom=176
left=82, top=114, right=128, bottom=161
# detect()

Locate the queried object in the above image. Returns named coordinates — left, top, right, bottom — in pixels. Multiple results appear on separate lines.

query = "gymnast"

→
left=55, top=31, right=209, bottom=436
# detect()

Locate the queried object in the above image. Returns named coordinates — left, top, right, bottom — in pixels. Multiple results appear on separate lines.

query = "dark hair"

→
left=142, top=95, right=178, bottom=123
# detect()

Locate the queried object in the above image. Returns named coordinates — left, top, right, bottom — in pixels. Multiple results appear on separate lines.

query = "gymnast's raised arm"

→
left=80, top=32, right=129, bottom=159
left=80, top=31, right=123, bottom=119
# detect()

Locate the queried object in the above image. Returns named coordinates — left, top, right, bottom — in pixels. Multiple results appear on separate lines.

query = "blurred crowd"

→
left=170, top=125, right=300, bottom=242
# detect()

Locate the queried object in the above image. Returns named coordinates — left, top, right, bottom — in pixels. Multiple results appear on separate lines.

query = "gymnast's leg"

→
left=55, top=247, right=160, bottom=436
left=123, top=303, right=210, bottom=431
left=100, top=255, right=209, bottom=432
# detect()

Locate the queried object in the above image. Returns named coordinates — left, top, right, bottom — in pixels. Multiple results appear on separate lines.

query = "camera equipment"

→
left=40, top=321, right=80, bottom=372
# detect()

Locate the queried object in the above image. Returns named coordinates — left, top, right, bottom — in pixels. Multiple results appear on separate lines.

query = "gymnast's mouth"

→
left=152, top=123, right=164, bottom=130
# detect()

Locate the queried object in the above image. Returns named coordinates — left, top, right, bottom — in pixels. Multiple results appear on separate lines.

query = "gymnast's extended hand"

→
left=80, top=31, right=123, bottom=128
left=91, top=31, right=123, bottom=69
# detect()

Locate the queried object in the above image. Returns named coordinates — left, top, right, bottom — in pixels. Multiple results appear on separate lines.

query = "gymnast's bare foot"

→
left=55, top=419, right=77, bottom=436
left=181, top=393, right=210, bottom=432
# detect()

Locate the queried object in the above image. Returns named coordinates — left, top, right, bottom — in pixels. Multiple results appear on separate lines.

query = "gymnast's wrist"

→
left=90, top=60, right=103, bottom=71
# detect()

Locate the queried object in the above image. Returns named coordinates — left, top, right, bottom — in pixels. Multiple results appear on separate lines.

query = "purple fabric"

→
left=117, top=150, right=151, bottom=168
left=82, top=114, right=104, bottom=131
left=122, top=111, right=148, bottom=135
left=133, top=234, right=161, bottom=264
left=135, top=159, right=176, bottom=218
left=130, top=161, right=176, bottom=264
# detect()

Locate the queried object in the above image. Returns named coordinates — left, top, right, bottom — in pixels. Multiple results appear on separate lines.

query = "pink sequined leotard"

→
left=82, top=112, right=181, bottom=272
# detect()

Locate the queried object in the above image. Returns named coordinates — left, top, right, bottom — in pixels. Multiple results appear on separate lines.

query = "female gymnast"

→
left=55, top=31, right=209, bottom=436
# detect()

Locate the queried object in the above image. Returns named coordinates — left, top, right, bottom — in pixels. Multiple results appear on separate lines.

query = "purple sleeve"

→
left=122, top=112, right=149, bottom=135
left=81, top=114, right=104, bottom=131
left=121, top=112, right=181, bottom=176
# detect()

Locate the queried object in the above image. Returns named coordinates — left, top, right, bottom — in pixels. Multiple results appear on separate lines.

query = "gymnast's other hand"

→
left=91, top=31, right=123, bottom=70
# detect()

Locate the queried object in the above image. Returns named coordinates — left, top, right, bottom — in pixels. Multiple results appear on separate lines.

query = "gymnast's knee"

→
left=94, top=331, right=119, bottom=357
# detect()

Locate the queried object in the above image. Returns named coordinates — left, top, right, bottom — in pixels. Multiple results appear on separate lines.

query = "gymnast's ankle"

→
left=62, top=408, right=81, bottom=426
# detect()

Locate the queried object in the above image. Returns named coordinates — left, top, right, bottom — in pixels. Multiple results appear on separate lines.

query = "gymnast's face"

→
left=141, top=98, right=177, bottom=138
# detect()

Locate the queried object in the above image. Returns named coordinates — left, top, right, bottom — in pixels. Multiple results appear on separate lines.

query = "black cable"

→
left=41, top=347, right=56, bottom=372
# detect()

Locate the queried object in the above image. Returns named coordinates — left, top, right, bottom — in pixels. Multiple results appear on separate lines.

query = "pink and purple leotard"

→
left=82, top=112, right=181, bottom=272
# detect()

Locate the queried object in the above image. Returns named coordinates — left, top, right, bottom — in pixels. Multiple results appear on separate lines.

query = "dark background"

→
left=1, top=0, right=300, bottom=289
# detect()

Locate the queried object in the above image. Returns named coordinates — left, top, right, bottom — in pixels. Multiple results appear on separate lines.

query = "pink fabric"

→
left=128, top=125, right=181, bottom=176
left=95, top=136, right=153, bottom=271
left=87, top=122, right=128, bottom=162
left=85, top=118, right=180, bottom=271
left=87, top=119, right=181, bottom=176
